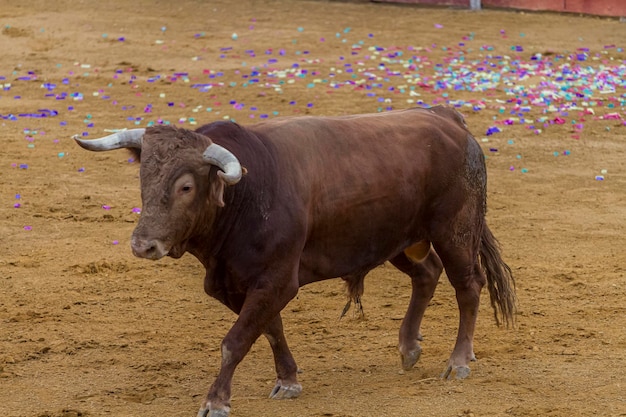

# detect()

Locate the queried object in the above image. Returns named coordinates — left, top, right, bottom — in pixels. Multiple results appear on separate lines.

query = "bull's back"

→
left=252, top=107, right=472, bottom=204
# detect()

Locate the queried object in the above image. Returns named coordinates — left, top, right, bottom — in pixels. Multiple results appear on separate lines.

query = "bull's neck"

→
left=186, top=181, right=247, bottom=268
left=185, top=126, right=277, bottom=269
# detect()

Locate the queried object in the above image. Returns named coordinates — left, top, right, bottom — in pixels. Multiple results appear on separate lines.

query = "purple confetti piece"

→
left=486, top=126, right=501, bottom=136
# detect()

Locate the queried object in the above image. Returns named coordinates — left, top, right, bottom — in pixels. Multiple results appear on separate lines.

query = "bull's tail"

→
left=480, top=224, right=516, bottom=327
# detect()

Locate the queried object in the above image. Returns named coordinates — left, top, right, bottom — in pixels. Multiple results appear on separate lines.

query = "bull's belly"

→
left=297, top=236, right=427, bottom=286
left=297, top=190, right=429, bottom=285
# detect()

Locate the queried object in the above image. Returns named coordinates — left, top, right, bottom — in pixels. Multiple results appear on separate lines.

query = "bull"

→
left=74, top=106, right=516, bottom=417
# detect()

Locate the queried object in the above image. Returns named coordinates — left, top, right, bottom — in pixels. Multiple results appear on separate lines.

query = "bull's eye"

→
left=173, top=173, right=196, bottom=199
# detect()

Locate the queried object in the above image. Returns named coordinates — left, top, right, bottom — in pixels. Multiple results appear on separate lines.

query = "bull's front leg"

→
left=198, top=284, right=299, bottom=417
left=264, top=314, right=302, bottom=399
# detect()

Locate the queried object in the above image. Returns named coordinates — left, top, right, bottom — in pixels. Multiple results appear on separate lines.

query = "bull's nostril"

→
left=139, top=244, right=155, bottom=258
left=144, top=243, right=157, bottom=256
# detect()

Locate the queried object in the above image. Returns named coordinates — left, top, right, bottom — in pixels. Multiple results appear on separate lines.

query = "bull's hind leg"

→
left=390, top=246, right=443, bottom=371
left=432, top=240, right=486, bottom=380
left=264, top=314, right=302, bottom=399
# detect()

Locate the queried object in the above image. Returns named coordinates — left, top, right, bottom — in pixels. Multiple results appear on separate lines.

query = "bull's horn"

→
left=73, top=128, right=145, bottom=151
left=202, top=143, right=242, bottom=185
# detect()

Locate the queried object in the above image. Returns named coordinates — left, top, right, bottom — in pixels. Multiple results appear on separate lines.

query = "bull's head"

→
left=74, top=127, right=242, bottom=260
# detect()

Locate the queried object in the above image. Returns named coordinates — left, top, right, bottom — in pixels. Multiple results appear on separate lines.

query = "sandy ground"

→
left=1, top=1, right=625, bottom=416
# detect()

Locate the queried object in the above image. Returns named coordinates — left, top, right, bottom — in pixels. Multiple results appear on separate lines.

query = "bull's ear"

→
left=209, top=172, right=226, bottom=207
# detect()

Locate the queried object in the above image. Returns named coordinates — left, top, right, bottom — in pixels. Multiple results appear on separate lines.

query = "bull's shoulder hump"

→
left=195, top=120, right=247, bottom=137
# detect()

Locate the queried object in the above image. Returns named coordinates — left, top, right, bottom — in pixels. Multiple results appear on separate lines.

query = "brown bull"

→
left=74, top=106, right=516, bottom=417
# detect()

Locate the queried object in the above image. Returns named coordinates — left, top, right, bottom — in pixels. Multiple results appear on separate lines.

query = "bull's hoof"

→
left=400, top=345, right=422, bottom=371
left=269, top=382, right=302, bottom=399
left=197, top=407, right=230, bottom=417
left=441, top=365, right=471, bottom=380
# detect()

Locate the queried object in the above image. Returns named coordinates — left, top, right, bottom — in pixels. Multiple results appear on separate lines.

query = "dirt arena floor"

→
left=1, top=1, right=625, bottom=416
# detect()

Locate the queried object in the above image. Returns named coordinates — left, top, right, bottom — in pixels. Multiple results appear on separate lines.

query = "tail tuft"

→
left=340, top=273, right=366, bottom=319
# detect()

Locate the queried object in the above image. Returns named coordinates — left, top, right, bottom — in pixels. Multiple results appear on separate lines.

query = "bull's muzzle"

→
left=131, top=236, right=169, bottom=260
